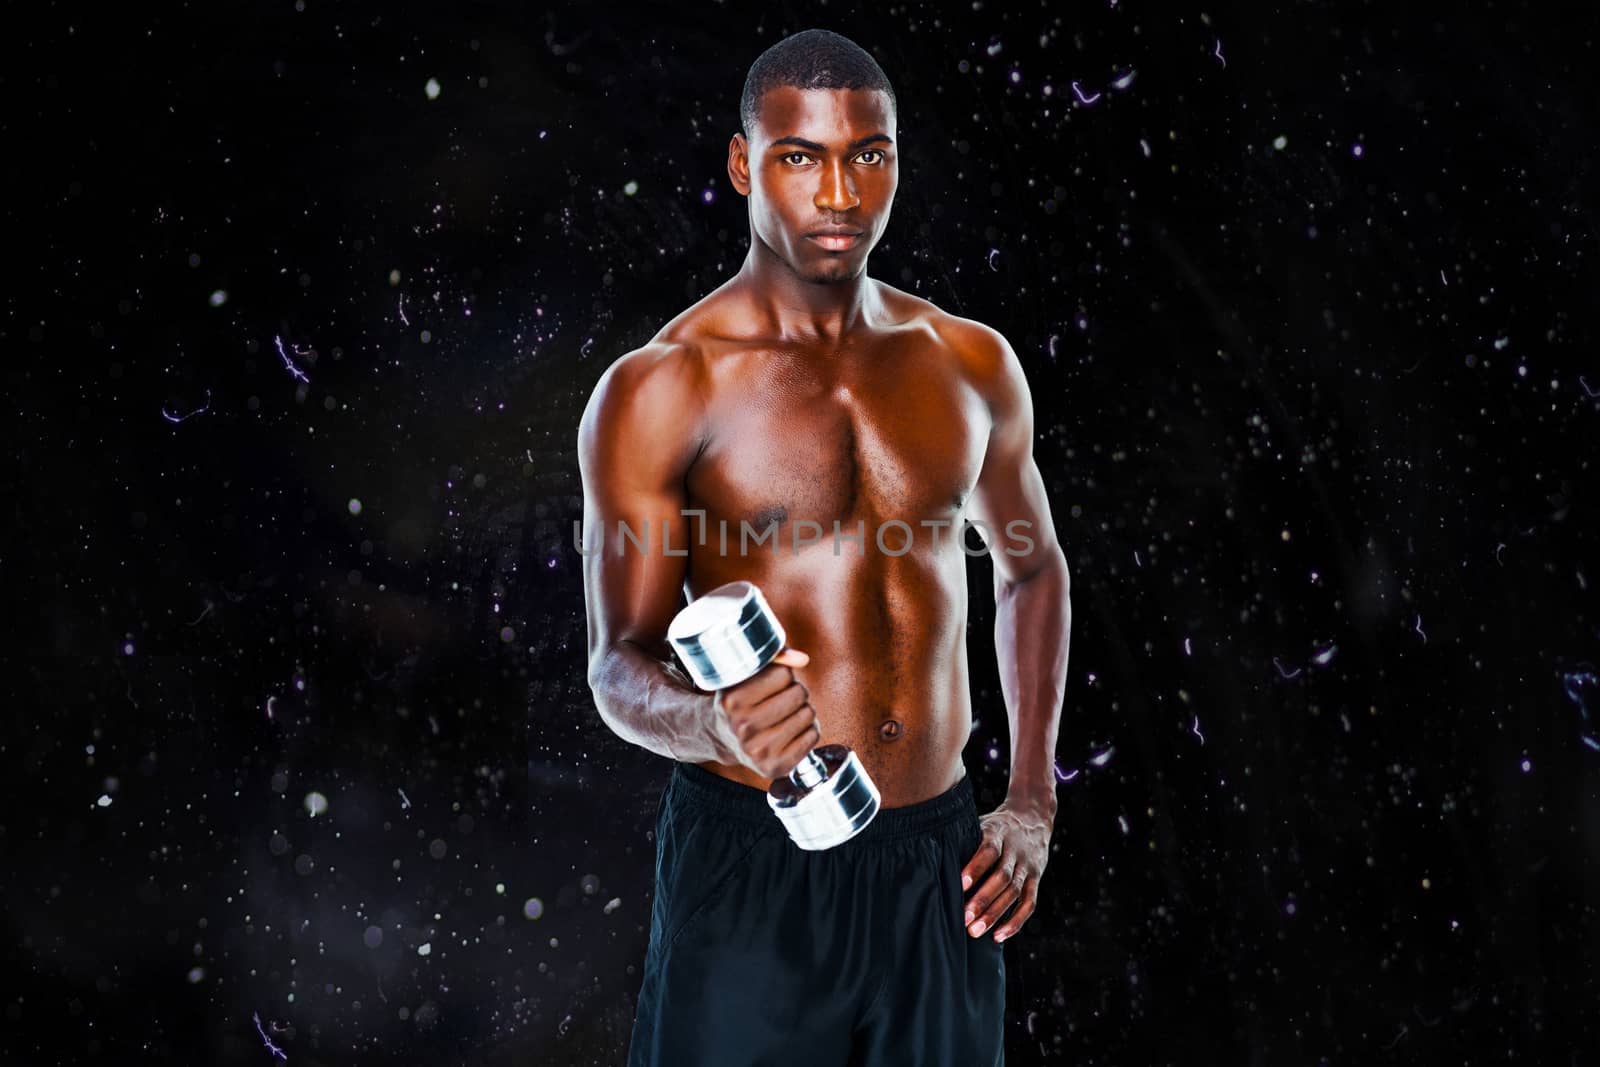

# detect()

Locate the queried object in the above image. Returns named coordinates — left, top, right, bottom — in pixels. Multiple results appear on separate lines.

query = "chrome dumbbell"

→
left=666, top=580, right=880, bottom=851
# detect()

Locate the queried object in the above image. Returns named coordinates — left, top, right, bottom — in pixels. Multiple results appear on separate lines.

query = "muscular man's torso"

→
left=656, top=279, right=995, bottom=807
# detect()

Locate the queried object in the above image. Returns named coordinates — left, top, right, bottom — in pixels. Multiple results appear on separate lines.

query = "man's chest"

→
left=685, top=343, right=991, bottom=532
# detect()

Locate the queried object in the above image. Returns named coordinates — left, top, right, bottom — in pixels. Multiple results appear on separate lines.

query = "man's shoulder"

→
left=580, top=338, right=707, bottom=446
left=930, top=311, right=1013, bottom=370
left=582, top=282, right=754, bottom=442
left=604, top=337, right=705, bottom=376
left=885, top=292, right=1028, bottom=422
left=873, top=280, right=1013, bottom=366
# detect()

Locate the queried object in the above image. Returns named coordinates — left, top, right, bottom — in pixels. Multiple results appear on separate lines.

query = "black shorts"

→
left=627, top=761, right=1006, bottom=1066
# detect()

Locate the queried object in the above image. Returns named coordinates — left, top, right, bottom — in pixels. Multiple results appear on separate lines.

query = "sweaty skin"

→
left=581, top=85, right=1071, bottom=942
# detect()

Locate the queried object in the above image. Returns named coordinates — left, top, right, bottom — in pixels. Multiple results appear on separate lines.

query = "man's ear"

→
left=727, top=132, right=752, bottom=197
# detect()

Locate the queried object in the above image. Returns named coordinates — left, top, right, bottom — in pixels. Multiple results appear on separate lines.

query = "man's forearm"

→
left=588, top=639, right=727, bottom=764
left=994, top=551, right=1071, bottom=816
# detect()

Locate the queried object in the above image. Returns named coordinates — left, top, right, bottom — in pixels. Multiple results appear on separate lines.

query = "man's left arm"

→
left=954, top=321, right=1071, bottom=944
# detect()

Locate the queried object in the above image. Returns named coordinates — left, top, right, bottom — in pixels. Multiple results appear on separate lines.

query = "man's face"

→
left=730, top=86, right=898, bottom=285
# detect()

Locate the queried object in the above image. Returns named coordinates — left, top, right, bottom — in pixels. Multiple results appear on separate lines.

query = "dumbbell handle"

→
left=790, top=749, right=829, bottom=789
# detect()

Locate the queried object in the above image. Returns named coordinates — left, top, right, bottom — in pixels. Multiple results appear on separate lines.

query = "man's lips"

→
left=807, top=231, right=862, bottom=251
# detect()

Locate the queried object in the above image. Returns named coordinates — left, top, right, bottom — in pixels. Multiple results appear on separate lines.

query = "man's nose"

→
left=814, top=159, right=860, bottom=213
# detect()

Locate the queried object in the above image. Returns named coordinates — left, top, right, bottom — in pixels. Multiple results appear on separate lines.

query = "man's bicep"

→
left=582, top=482, right=692, bottom=665
left=972, top=449, right=1059, bottom=586
left=962, top=326, right=1063, bottom=586
left=577, top=348, right=704, bottom=669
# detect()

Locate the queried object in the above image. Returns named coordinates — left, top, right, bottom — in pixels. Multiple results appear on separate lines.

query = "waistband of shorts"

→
left=669, top=761, right=974, bottom=845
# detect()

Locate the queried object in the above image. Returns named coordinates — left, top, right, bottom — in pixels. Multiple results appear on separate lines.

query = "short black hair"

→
left=740, top=28, right=898, bottom=140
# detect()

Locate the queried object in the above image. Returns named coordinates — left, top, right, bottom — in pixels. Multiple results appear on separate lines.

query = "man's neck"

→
left=736, top=237, right=878, bottom=345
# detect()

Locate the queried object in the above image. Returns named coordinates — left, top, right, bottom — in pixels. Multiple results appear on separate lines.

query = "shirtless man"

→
left=579, top=28, right=1071, bottom=1067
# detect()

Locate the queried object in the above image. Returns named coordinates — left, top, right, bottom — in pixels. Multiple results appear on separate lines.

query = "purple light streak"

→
left=1561, top=668, right=1600, bottom=751
left=161, top=388, right=212, bottom=425
left=252, top=1011, right=288, bottom=1061
left=272, top=335, right=311, bottom=384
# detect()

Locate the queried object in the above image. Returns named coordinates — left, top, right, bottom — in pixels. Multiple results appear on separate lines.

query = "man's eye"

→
left=784, top=153, right=810, bottom=165
left=858, top=150, right=884, bottom=164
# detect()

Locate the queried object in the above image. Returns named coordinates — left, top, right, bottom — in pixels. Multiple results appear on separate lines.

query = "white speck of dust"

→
left=418, top=942, right=432, bottom=956
left=1272, top=135, right=1288, bottom=151
left=425, top=78, right=441, bottom=100
left=348, top=498, right=362, bottom=516
left=623, top=180, right=638, bottom=196
left=304, top=791, right=329, bottom=817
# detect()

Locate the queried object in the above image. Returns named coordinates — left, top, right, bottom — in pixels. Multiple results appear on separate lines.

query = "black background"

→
left=9, top=1, right=1600, bottom=1063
